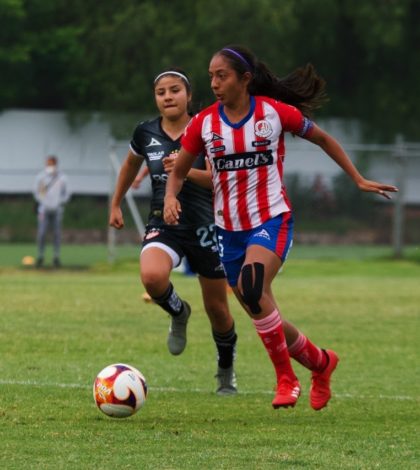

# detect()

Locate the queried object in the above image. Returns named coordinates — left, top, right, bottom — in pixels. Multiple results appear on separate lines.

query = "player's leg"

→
left=182, top=222, right=238, bottom=395
left=250, top=284, right=329, bottom=375
left=280, top=297, right=340, bottom=410
left=235, top=244, right=300, bottom=408
left=140, top=242, right=190, bottom=356
left=247, top=211, right=339, bottom=410
left=281, top=320, right=332, bottom=378
left=253, top=292, right=339, bottom=410
left=198, top=276, right=238, bottom=395
left=244, top=283, right=339, bottom=409
left=231, top=257, right=338, bottom=409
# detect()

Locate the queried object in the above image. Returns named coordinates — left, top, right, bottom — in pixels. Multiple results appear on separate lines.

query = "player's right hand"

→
left=131, top=176, right=142, bottom=189
left=109, top=206, right=124, bottom=229
left=163, top=195, right=181, bottom=225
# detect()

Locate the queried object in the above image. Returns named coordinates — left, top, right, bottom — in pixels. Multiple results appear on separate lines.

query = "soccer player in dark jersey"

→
left=109, top=68, right=237, bottom=395
left=164, top=45, right=398, bottom=409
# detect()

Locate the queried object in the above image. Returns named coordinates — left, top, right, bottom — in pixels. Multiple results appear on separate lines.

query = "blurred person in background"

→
left=109, top=67, right=238, bottom=395
left=33, top=155, right=70, bottom=268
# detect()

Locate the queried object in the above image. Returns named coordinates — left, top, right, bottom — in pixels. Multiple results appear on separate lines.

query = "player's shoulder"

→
left=134, top=116, right=161, bottom=134
left=201, top=101, right=219, bottom=114
left=188, top=103, right=218, bottom=127
left=132, top=116, right=168, bottom=148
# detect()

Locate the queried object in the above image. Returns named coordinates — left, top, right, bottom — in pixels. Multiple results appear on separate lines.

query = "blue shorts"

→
left=216, top=212, right=294, bottom=286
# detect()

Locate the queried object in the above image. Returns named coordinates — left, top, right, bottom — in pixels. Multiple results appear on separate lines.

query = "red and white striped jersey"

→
left=181, top=95, right=314, bottom=231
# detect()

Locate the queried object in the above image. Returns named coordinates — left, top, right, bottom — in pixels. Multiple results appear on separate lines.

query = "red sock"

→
left=288, top=333, right=327, bottom=372
left=253, top=309, right=296, bottom=382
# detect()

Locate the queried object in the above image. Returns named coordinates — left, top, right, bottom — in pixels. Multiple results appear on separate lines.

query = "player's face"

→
left=154, top=76, right=191, bottom=121
left=209, top=55, right=249, bottom=108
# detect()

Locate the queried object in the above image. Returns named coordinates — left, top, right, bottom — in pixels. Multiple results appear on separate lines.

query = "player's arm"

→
left=109, top=150, right=144, bottom=229
left=131, top=165, right=150, bottom=189
left=163, top=156, right=213, bottom=190
left=186, top=160, right=213, bottom=189
left=164, top=147, right=197, bottom=224
left=304, top=124, right=398, bottom=199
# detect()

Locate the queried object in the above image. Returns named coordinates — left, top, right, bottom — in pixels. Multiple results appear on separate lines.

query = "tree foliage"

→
left=1, top=0, right=418, bottom=140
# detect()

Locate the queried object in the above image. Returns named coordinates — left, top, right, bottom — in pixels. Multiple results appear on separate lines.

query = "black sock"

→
left=212, top=324, right=237, bottom=369
left=152, top=283, right=184, bottom=317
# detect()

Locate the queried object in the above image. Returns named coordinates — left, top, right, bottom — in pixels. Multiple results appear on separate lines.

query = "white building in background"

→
left=0, top=109, right=151, bottom=197
left=0, top=109, right=418, bottom=203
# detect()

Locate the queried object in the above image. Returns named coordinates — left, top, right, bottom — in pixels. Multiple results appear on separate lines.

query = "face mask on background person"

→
left=45, top=165, right=57, bottom=175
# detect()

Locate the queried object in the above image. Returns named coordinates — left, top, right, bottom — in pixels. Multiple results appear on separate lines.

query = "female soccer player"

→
left=109, top=68, right=238, bottom=395
left=163, top=46, right=398, bottom=409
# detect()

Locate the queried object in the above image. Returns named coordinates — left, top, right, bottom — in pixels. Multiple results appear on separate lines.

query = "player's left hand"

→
left=162, top=156, right=176, bottom=174
left=357, top=178, right=398, bottom=200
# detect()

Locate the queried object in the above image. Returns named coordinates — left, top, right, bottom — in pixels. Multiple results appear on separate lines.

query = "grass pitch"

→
left=0, top=244, right=419, bottom=469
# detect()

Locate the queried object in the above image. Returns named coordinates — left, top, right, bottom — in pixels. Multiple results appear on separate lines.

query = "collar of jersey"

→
left=158, top=117, right=182, bottom=142
left=218, top=96, right=255, bottom=129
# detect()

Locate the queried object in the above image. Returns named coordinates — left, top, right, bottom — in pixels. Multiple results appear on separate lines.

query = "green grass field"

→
left=0, top=244, right=419, bottom=469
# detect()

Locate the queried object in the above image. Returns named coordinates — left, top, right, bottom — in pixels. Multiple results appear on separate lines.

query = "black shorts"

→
left=142, top=223, right=226, bottom=280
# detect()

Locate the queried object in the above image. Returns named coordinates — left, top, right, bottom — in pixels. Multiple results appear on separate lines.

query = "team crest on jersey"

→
left=255, top=120, right=273, bottom=138
left=210, top=132, right=224, bottom=142
left=146, top=137, right=162, bottom=147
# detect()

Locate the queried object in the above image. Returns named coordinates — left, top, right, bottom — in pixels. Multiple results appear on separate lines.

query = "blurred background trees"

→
left=1, top=0, right=419, bottom=247
left=1, top=0, right=419, bottom=141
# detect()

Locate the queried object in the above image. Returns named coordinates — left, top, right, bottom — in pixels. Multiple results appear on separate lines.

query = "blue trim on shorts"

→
left=216, top=213, right=294, bottom=286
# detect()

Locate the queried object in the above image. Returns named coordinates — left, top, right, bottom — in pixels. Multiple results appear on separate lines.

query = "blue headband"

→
left=222, top=48, right=253, bottom=71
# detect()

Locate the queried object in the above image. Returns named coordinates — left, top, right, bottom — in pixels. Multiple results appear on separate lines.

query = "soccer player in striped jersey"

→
left=109, top=68, right=238, bottom=395
left=164, top=45, right=398, bottom=409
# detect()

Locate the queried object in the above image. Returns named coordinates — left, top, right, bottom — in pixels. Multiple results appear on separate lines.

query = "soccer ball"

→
left=93, top=363, right=148, bottom=418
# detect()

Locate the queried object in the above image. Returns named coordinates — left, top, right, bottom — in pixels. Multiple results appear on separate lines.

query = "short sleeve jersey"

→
left=130, top=117, right=214, bottom=227
left=181, top=95, right=314, bottom=231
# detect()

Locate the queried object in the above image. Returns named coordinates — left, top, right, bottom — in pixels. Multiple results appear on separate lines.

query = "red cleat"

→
left=272, top=377, right=301, bottom=409
left=310, top=349, right=339, bottom=410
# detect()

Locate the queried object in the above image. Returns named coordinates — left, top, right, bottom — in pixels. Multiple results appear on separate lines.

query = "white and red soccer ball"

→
left=93, top=363, right=147, bottom=418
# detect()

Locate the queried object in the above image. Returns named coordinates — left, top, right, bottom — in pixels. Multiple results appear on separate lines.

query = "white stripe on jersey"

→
left=261, top=100, right=290, bottom=222
left=241, top=114, right=264, bottom=227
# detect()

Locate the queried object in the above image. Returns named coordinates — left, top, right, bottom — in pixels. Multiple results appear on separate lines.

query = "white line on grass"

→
left=0, top=379, right=417, bottom=402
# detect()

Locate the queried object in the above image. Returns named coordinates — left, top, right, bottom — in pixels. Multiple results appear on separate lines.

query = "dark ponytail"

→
left=217, top=45, right=328, bottom=118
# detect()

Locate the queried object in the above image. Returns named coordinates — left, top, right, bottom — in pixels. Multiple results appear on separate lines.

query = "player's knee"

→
left=141, top=269, right=168, bottom=292
left=239, top=262, right=264, bottom=315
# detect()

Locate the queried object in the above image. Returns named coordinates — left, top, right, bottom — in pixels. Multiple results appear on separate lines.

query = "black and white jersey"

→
left=130, top=117, right=214, bottom=227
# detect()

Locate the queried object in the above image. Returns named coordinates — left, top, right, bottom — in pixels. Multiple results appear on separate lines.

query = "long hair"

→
left=216, top=45, right=327, bottom=118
